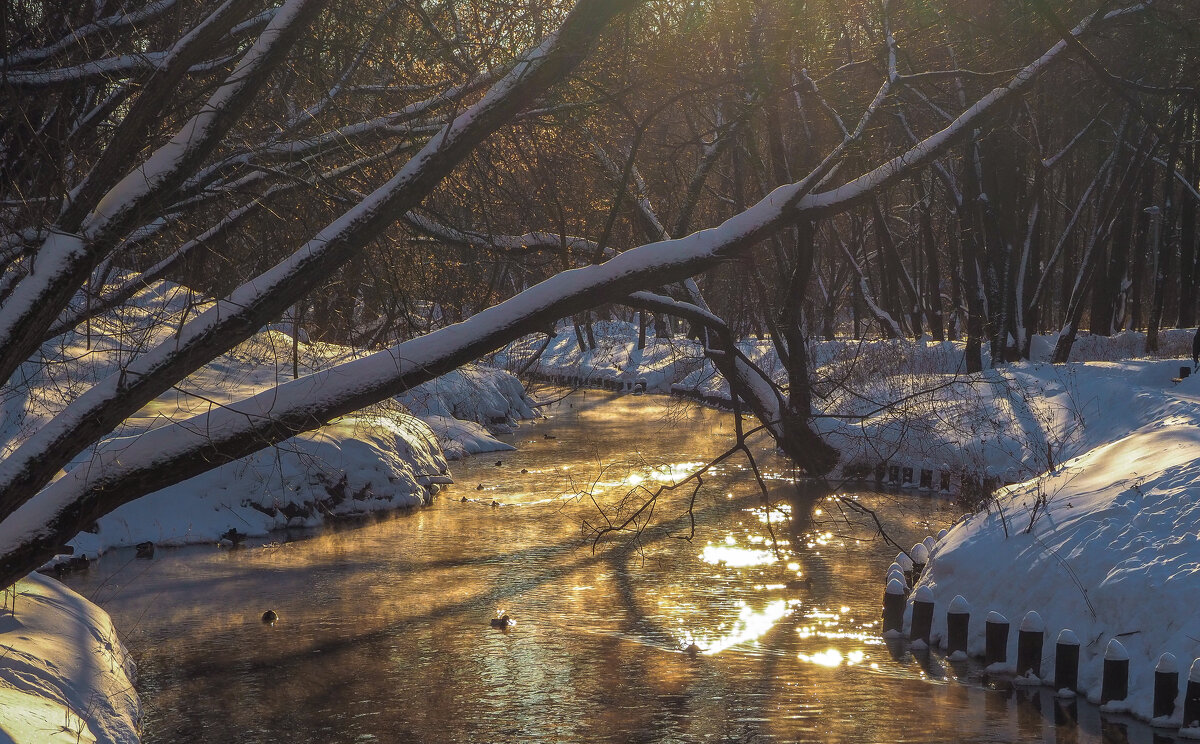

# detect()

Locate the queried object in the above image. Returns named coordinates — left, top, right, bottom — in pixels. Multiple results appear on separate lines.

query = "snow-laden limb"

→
left=0, top=0, right=325, bottom=392
left=59, top=0, right=249, bottom=230
left=4, top=0, right=180, bottom=68
left=0, top=0, right=638, bottom=538
left=404, top=211, right=600, bottom=255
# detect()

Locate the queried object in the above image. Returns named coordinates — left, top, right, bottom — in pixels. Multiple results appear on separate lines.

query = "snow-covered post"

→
left=895, top=552, right=914, bottom=588
left=883, top=578, right=906, bottom=636
left=1100, top=639, right=1129, bottom=706
left=1182, top=659, right=1200, bottom=728
left=1153, top=653, right=1179, bottom=721
left=910, top=542, right=929, bottom=583
left=886, top=563, right=905, bottom=588
left=1016, top=611, right=1045, bottom=680
left=909, top=586, right=934, bottom=647
left=922, top=535, right=936, bottom=555
left=985, top=611, right=1009, bottom=667
left=1054, top=630, right=1080, bottom=695
left=946, top=595, right=970, bottom=659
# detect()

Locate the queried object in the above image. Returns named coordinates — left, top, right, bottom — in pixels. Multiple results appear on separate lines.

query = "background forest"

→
left=0, top=0, right=1197, bottom=585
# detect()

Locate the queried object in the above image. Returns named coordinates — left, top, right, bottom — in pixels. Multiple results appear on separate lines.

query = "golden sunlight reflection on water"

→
left=61, top=391, right=1147, bottom=744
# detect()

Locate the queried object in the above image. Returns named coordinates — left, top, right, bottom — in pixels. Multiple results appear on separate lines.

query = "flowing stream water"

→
left=63, top=391, right=1174, bottom=743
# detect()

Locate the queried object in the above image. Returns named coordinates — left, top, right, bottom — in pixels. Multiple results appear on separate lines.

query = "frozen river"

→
left=64, top=391, right=1172, bottom=742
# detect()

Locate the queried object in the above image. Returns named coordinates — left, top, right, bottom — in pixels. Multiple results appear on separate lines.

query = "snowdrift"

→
left=919, top=419, right=1200, bottom=723
left=0, top=573, right=139, bottom=744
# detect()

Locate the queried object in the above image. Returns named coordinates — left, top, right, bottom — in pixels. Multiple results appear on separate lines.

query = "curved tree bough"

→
left=0, top=2, right=1146, bottom=588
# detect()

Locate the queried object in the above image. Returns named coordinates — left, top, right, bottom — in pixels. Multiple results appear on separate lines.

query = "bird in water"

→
left=490, top=612, right=514, bottom=629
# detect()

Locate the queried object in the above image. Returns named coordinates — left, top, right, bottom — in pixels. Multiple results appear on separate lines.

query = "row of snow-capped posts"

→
left=882, top=464, right=952, bottom=491
left=883, top=568, right=1200, bottom=729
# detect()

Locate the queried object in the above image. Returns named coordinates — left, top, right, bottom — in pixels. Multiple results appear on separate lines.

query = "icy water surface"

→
left=64, top=392, right=1173, bottom=743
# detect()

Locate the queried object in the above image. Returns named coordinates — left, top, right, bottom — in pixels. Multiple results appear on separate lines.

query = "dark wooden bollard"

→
left=920, top=469, right=933, bottom=489
left=910, top=586, right=934, bottom=647
left=946, top=595, right=970, bottom=658
left=902, top=466, right=914, bottom=485
left=1055, top=629, right=1080, bottom=695
left=985, top=611, right=1009, bottom=667
left=939, top=471, right=951, bottom=491
left=1183, top=659, right=1200, bottom=727
left=910, top=543, right=929, bottom=584
left=1100, top=639, right=1129, bottom=706
left=882, top=578, right=906, bottom=636
left=888, top=465, right=900, bottom=483
left=1017, top=611, right=1045, bottom=679
left=1153, top=653, right=1179, bottom=721
left=1182, top=366, right=1192, bottom=379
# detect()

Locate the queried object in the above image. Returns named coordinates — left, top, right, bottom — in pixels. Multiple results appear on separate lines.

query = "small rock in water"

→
left=135, top=541, right=155, bottom=559
left=495, top=460, right=503, bottom=466
left=521, top=468, right=528, bottom=474
left=490, top=613, right=513, bottom=628
left=262, top=610, right=278, bottom=625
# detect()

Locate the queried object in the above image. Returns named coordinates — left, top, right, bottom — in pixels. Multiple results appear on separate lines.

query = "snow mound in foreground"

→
left=919, top=424, right=1200, bottom=723
left=0, top=573, right=139, bottom=744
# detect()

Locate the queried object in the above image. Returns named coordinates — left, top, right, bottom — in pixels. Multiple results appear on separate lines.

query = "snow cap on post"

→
left=1190, top=658, right=1200, bottom=683
left=1020, top=611, right=1044, bottom=633
left=922, top=536, right=936, bottom=554
left=895, top=552, right=914, bottom=571
left=887, top=567, right=905, bottom=585
left=948, top=595, right=971, bottom=614
left=1157, top=653, right=1178, bottom=674
left=1057, top=629, right=1079, bottom=646
left=937, top=528, right=948, bottom=540
left=886, top=577, right=907, bottom=596
left=1105, top=638, right=1129, bottom=661
left=914, top=585, right=934, bottom=603
left=986, top=611, right=1007, bottom=624
left=911, top=543, right=929, bottom=564
left=886, top=562, right=904, bottom=577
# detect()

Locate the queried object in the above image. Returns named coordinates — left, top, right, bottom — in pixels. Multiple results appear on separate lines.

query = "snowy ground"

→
left=0, top=573, right=139, bottom=744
